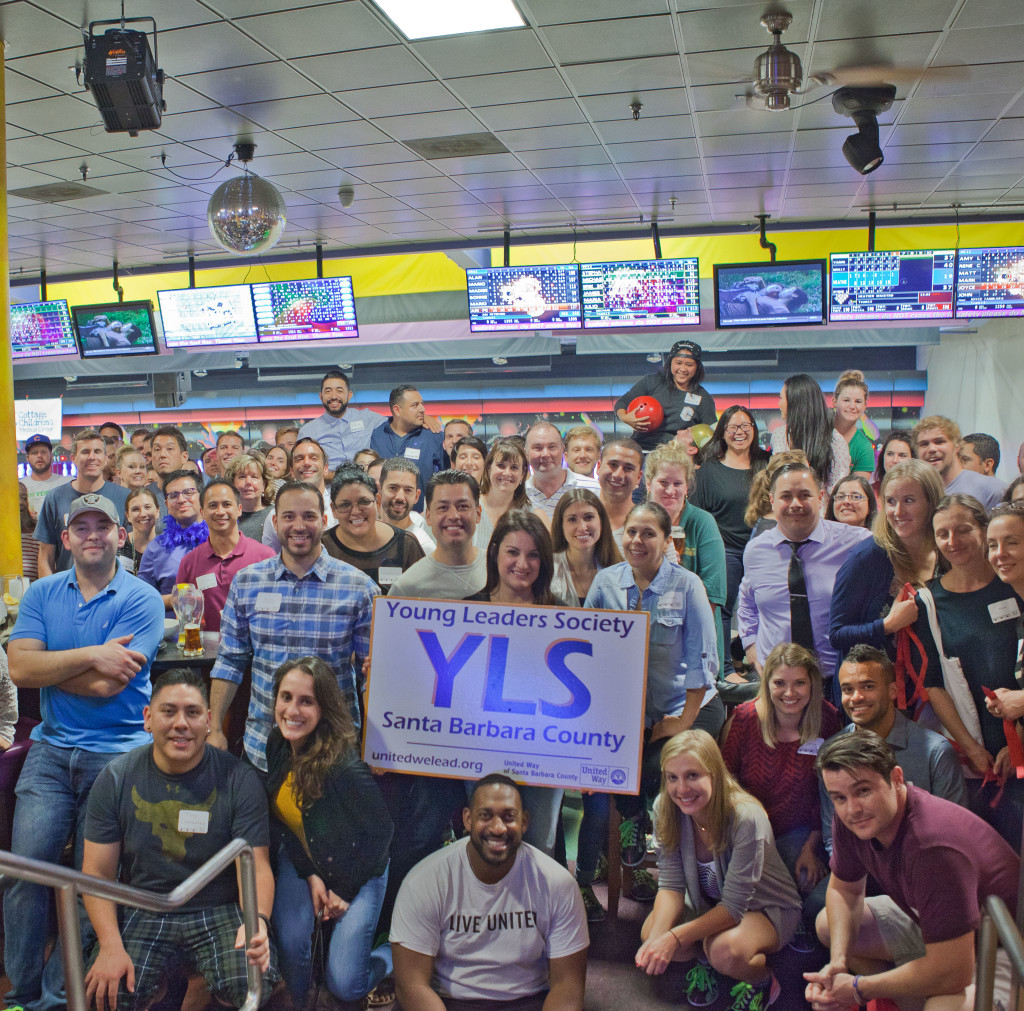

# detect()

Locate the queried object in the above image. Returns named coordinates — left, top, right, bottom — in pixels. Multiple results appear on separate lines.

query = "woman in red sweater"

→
left=720, top=643, right=839, bottom=899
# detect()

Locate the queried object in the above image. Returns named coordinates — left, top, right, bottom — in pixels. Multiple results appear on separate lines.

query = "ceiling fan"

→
left=746, top=8, right=950, bottom=111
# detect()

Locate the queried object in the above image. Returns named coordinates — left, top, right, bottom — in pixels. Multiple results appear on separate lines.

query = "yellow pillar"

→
left=0, top=41, right=20, bottom=577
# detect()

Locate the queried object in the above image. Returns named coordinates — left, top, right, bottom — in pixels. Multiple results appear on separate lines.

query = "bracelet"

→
left=851, top=975, right=866, bottom=1006
left=257, top=913, right=272, bottom=929
left=668, top=928, right=681, bottom=949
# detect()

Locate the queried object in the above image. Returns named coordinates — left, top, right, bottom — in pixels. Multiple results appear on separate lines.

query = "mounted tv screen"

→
left=955, top=246, right=1024, bottom=318
left=581, top=257, right=700, bottom=328
left=252, top=276, right=359, bottom=342
left=829, top=249, right=955, bottom=321
left=713, top=261, right=826, bottom=328
left=10, top=299, right=78, bottom=359
left=157, top=285, right=258, bottom=348
left=466, top=263, right=582, bottom=331
left=71, top=300, right=159, bottom=358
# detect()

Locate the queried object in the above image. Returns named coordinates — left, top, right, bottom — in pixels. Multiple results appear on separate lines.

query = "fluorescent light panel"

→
left=375, top=0, right=524, bottom=39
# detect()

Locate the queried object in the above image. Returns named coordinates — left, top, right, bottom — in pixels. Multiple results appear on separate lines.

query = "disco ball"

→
left=207, top=172, right=286, bottom=255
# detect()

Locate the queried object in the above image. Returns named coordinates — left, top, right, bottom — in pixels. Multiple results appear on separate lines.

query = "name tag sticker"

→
left=255, top=591, right=282, bottom=613
left=178, top=810, right=209, bottom=834
left=378, top=566, right=402, bottom=586
left=196, top=573, right=217, bottom=591
left=797, top=737, right=824, bottom=756
left=684, top=392, right=702, bottom=405
left=349, top=420, right=364, bottom=432
left=989, top=599, right=1021, bottom=623
left=660, top=592, right=684, bottom=609
left=404, top=447, right=421, bottom=461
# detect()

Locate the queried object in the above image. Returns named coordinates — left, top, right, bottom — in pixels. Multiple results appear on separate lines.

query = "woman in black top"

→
left=323, top=466, right=424, bottom=590
left=614, top=339, right=717, bottom=452
left=691, top=406, right=769, bottom=676
left=266, top=655, right=393, bottom=1006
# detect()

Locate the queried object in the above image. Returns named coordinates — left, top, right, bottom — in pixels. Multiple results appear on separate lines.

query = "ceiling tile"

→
left=530, top=0, right=668, bottom=27
left=412, top=30, right=550, bottom=77
left=334, top=82, right=463, bottom=119
left=937, top=23, right=1024, bottom=63
left=450, top=68, right=571, bottom=106
left=561, top=55, right=682, bottom=95
left=954, top=0, right=1024, bottom=28
left=679, top=0, right=813, bottom=51
left=479, top=98, right=586, bottom=131
left=237, top=3, right=399, bottom=58
left=6, top=94, right=100, bottom=134
left=542, top=16, right=675, bottom=64
left=294, top=46, right=432, bottom=91
left=496, top=123, right=599, bottom=150
left=178, top=62, right=317, bottom=106
left=0, top=4, right=81, bottom=57
left=372, top=109, right=485, bottom=140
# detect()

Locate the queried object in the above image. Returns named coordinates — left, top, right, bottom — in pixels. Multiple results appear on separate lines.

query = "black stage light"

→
left=832, top=85, right=897, bottom=176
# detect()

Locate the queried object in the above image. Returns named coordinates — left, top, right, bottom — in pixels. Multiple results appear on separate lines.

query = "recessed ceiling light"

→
left=374, top=0, right=524, bottom=40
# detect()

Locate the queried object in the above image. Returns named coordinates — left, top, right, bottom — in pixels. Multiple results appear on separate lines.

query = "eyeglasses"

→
left=166, top=488, right=199, bottom=502
left=334, top=497, right=376, bottom=513
left=725, top=424, right=753, bottom=435
left=833, top=492, right=867, bottom=503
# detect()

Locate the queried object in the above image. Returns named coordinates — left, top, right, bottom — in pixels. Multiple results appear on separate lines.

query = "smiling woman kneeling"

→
left=635, top=730, right=801, bottom=1010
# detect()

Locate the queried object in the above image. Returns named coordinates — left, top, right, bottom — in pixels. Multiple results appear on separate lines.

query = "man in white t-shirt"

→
left=20, top=433, right=70, bottom=519
left=378, top=457, right=436, bottom=553
left=524, top=422, right=598, bottom=520
left=391, top=774, right=589, bottom=1011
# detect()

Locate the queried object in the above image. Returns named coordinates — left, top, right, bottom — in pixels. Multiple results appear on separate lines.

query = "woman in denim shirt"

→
left=584, top=502, right=723, bottom=870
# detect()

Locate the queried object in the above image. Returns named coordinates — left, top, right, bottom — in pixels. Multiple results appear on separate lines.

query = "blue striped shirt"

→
left=211, top=550, right=378, bottom=770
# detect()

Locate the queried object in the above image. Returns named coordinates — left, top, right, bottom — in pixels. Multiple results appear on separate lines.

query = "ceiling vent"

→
left=405, top=132, right=509, bottom=160
left=10, top=182, right=109, bottom=203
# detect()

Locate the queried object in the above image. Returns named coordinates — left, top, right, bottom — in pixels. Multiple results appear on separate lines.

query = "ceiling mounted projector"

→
left=83, top=17, right=165, bottom=137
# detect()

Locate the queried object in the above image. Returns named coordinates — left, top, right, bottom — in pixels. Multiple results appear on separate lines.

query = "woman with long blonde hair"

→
left=636, top=730, right=800, bottom=1008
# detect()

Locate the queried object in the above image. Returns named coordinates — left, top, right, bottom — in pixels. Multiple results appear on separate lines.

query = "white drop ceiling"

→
left=4, top=0, right=1024, bottom=279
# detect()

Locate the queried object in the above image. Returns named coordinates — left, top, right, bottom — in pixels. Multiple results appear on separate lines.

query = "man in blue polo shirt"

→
left=370, top=385, right=445, bottom=513
left=5, top=492, right=164, bottom=1011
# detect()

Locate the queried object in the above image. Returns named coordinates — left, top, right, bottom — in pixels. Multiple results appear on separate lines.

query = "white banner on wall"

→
left=363, top=596, right=650, bottom=793
left=15, top=399, right=63, bottom=442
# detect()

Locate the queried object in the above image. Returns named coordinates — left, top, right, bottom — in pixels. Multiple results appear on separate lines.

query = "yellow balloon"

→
left=690, top=424, right=714, bottom=448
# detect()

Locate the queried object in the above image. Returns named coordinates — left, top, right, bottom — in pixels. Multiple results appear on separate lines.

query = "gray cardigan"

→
left=655, top=796, right=802, bottom=943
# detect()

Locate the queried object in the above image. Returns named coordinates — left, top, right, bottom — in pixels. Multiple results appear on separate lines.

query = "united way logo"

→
left=609, top=769, right=627, bottom=786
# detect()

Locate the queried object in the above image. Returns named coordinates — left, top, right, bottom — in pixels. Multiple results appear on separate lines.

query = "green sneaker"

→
left=627, top=867, right=657, bottom=902
left=593, top=853, right=609, bottom=883
left=619, top=813, right=647, bottom=868
left=578, top=882, right=605, bottom=923
left=684, top=964, right=720, bottom=1007
left=727, top=974, right=780, bottom=1010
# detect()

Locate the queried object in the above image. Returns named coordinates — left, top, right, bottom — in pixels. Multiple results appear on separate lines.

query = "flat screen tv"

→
left=71, top=300, right=159, bottom=358
left=466, top=263, right=582, bottom=332
left=581, top=257, right=700, bottom=328
left=157, top=284, right=258, bottom=348
left=829, top=249, right=955, bottom=321
left=252, top=276, right=358, bottom=342
left=10, top=299, right=79, bottom=359
left=954, top=246, right=1024, bottom=318
left=713, top=260, right=826, bottom=328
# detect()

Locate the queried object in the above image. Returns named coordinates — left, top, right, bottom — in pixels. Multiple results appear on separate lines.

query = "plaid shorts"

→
left=89, top=902, right=280, bottom=1011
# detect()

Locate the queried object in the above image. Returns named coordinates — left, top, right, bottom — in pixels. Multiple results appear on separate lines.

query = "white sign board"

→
left=363, top=596, right=650, bottom=794
left=16, top=399, right=63, bottom=442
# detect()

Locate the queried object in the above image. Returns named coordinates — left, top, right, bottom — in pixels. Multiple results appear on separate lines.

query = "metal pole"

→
left=976, top=913, right=997, bottom=1011
left=237, top=848, right=262, bottom=1011
left=55, top=884, right=87, bottom=1011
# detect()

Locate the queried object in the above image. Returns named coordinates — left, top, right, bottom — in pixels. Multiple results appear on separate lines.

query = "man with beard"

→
left=391, top=774, right=588, bottom=1011
left=20, top=433, right=70, bottom=519
left=297, top=370, right=387, bottom=470
left=208, top=481, right=376, bottom=772
left=260, top=437, right=338, bottom=550
left=370, top=385, right=445, bottom=513
left=378, top=457, right=435, bottom=552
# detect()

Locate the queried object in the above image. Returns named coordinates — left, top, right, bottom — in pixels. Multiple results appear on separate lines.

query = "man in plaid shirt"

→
left=208, top=481, right=377, bottom=771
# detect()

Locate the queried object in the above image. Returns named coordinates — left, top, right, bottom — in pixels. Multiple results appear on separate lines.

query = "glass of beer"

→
left=183, top=623, right=203, bottom=656
left=670, top=525, right=686, bottom=561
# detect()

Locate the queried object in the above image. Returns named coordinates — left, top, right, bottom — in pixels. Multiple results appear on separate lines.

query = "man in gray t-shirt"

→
left=913, top=416, right=1005, bottom=511
left=20, top=433, right=70, bottom=519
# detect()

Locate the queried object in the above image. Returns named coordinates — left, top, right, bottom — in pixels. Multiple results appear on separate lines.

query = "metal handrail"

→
left=976, top=896, right=1024, bottom=1011
left=0, top=838, right=262, bottom=1011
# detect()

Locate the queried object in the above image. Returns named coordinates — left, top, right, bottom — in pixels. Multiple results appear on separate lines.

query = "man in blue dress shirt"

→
left=297, top=369, right=387, bottom=470
left=737, top=462, right=872, bottom=694
left=370, top=385, right=445, bottom=513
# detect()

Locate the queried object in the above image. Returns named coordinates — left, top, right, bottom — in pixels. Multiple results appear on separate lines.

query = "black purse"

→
left=302, top=910, right=333, bottom=1011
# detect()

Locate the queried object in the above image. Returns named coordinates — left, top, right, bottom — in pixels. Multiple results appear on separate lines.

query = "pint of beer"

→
left=184, top=623, right=203, bottom=656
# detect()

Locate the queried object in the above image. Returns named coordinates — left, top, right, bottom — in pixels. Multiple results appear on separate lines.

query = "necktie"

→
left=786, top=540, right=814, bottom=650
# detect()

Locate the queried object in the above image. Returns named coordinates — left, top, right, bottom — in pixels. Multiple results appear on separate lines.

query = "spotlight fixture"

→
left=832, top=85, right=896, bottom=175
left=337, top=183, right=355, bottom=208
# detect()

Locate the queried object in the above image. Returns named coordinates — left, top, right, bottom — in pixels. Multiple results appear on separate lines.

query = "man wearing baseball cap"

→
left=613, top=340, right=719, bottom=453
left=19, top=433, right=69, bottom=520
left=5, top=491, right=164, bottom=1011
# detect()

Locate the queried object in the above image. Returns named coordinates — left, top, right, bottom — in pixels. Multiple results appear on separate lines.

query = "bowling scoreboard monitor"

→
left=157, top=285, right=258, bottom=348
left=466, top=264, right=582, bottom=332
left=954, top=246, right=1024, bottom=318
left=829, top=249, right=955, bottom=321
left=581, top=257, right=700, bottom=328
left=10, top=300, right=78, bottom=359
left=252, top=276, right=359, bottom=342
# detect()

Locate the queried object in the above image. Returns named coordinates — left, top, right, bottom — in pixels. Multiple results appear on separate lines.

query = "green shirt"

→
left=848, top=427, right=876, bottom=473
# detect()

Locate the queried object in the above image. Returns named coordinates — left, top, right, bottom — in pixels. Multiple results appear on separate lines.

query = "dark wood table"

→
left=151, top=640, right=219, bottom=675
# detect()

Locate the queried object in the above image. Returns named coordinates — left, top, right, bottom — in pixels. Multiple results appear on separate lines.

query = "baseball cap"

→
left=24, top=433, right=52, bottom=450
left=667, top=339, right=703, bottom=361
left=66, top=493, right=120, bottom=526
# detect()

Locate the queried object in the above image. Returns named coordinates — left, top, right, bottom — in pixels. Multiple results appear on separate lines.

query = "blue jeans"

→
left=273, top=845, right=391, bottom=1003
left=722, top=546, right=745, bottom=676
left=5, top=742, right=119, bottom=1011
